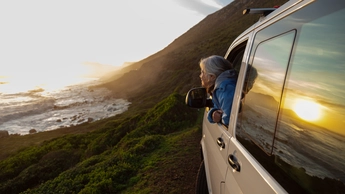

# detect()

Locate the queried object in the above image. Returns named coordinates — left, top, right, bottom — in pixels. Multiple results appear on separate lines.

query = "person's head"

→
left=199, top=55, right=233, bottom=91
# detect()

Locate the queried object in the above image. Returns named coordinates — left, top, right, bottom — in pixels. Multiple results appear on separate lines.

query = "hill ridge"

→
left=102, top=0, right=287, bottom=106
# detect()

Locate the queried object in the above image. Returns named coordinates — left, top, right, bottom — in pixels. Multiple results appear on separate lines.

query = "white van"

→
left=186, top=0, right=345, bottom=193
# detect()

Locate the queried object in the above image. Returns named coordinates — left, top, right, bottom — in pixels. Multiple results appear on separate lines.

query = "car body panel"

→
left=201, top=111, right=232, bottom=194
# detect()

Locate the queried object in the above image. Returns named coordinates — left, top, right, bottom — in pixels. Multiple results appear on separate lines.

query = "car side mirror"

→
left=185, top=87, right=213, bottom=108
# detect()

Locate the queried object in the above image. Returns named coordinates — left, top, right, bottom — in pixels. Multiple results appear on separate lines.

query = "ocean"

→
left=0, top=80, right=130, bottom=135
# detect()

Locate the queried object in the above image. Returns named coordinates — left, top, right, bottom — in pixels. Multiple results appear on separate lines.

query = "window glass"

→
left=236, top=31, right=295, bottom=154
left=275, top=7, right=345, bottom=192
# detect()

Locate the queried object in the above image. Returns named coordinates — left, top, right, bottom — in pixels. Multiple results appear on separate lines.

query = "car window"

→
left=236, top=31, right=295, bottom=154
left=227, top=41, right=247, bottom=72
left=220, top=40, right=247, bottom=128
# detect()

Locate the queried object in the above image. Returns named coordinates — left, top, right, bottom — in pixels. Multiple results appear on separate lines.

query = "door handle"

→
left=217, top=137, right=225, bottom=149
left=228, top=154, right=241, bottom=172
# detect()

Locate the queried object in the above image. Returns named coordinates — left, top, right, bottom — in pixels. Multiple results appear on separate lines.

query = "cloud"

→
left=174, top=0, right=234, bottom=15
left=174, top=0, right=219, bottom=15
left=215, top=0, right=233, bottom=6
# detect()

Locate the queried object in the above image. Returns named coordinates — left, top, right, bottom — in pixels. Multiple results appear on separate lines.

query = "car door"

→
left=201, top=37, right=251, bottom=194
left=224, top=31, right=295, bottom=194
left=201, top=111, right=231, bottom=194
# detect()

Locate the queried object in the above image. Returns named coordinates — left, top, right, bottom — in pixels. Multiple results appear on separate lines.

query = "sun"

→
left=293, top=99, right=321, bottom=121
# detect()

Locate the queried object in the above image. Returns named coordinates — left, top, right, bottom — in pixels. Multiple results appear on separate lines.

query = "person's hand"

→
left=212, top=110, right=223, bottom=123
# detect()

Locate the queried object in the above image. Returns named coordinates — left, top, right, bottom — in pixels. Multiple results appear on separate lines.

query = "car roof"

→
left=229, top=0, right=310, bottom=48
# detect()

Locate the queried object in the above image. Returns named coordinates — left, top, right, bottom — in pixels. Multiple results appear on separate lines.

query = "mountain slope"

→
left=102, top=0, right=288, bottom=106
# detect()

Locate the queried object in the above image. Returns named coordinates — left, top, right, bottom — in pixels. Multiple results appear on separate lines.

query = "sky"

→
left=0, top=0, right=232, bottom=91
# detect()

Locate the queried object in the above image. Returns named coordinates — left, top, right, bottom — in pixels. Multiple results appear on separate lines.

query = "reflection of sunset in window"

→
left=293, top=99, right=321, bottom=121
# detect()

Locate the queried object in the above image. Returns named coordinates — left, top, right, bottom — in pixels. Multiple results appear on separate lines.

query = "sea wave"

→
left=0, top=81, right=130, bottom=135
left=0, top=97, right=55, bottom=124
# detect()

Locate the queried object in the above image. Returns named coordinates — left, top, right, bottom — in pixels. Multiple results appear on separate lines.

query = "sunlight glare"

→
left=293, top=99, right=321, bottom=121
left=0, top=64, right=92, bottom=94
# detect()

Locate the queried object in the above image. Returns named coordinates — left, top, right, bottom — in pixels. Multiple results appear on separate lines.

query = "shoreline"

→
left=0, top=80, right=130, bottom=136
left=0, top=110, right=126, bottom=160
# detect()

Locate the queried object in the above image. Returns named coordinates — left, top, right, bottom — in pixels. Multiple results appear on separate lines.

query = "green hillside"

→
left=0, top=93, right=202, bottom=193
left=0, top=0, right=288, bottom=193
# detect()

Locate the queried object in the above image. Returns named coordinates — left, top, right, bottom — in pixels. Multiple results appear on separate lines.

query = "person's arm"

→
left=216, top=84, right=236, bottom=126
left=207, top=107, right=218, bottom=123
left=207, top=93, right=221, bottom=123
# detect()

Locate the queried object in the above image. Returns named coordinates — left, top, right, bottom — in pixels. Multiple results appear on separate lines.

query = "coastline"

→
left=0, top=80, right=130, bottom=136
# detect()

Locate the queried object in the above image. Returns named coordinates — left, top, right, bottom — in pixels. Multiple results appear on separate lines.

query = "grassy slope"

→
left=0, top=93, right=202, bottom=194
left=0, top=0, right=289, bottom=193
